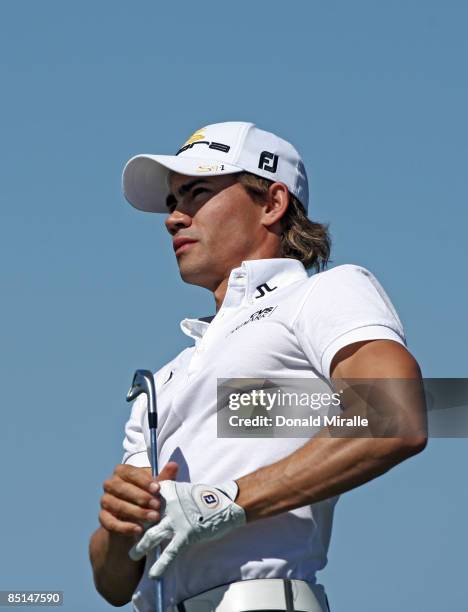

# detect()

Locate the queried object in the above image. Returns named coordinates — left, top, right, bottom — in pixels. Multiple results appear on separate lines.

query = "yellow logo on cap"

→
left=197, top=164, right=224, bottom=173
left=183, top=129, right=206, bottom=147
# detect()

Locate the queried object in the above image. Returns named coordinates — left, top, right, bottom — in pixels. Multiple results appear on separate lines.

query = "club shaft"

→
left=127, top=371, right=164, bottom=611
left=155, top=579, right=164, bottom=611
left=149, top=425, right=163, bottom=610
left=149, top=428, right=159, bottom=478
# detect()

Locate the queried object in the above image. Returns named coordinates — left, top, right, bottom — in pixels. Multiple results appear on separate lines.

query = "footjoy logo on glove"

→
left=201, top=491, right=220, bottom=508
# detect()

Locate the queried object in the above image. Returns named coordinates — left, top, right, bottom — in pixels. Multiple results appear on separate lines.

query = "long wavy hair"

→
left=236, top=172, right=331, bottom=272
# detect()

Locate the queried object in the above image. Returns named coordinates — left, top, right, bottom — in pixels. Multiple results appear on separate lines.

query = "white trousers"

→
left=169, top=579, right=330, bottom=612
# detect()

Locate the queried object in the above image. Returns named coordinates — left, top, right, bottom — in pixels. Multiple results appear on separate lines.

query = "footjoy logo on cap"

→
left=258, top=151, right=279, bottom=173
left=201, top=491, right=219, bottom=507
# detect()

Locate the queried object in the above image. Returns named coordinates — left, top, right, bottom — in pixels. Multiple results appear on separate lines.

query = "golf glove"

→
left=129, top=480, right=246, bottom=579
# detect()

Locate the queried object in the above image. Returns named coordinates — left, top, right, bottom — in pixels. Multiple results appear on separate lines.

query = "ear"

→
left=260, top=182, right=290, bottom=229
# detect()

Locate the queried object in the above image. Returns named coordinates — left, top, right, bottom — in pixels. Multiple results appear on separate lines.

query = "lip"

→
left=173, top=237, right=198, bottom=256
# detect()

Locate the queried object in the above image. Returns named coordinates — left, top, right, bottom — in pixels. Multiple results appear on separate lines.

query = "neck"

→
left=211, top=239, right=283, bottom=312
left=213, top=277, right=230, bottom=312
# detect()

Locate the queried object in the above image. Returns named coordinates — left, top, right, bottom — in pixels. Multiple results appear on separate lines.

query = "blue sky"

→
left=0, top=2, right=466, bottom=611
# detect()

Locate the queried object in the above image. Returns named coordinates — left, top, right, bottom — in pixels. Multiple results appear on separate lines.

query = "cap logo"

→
left=258, top=151, right=278, bottom=173
left=182, top=129, right=206, bottom=147
left=176, top=136, right=231, bottom=156
left=197, top=164, right=225, bottom=173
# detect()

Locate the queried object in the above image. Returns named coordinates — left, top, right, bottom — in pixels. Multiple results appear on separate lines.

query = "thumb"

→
left=156, top=462, right=179, bottom=482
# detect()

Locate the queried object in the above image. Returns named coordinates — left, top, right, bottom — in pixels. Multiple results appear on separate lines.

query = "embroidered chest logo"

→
left=254, top=282, right=278, bottom=299
left=163, top=370, right=174, bottom=385
left=228, top=306, right=278, bottom=335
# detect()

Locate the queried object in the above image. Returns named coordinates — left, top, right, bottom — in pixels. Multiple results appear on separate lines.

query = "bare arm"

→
left=89, top=527, right=145, bottom=607
left=236, top=340, right=427, bottom=520
left=89, top=462, right=178, bottom=606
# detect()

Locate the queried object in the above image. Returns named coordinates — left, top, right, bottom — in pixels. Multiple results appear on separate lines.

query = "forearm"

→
left=236, top=433, right=425, bottom=521
left=89, top=526, right=145, bottom=607
left=237, top=341, right=428, bottom=520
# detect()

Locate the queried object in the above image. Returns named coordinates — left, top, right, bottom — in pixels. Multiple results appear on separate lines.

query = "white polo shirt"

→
left=122, top=258, right=406, bottom=610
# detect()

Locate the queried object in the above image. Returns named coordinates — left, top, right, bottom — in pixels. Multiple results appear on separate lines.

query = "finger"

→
left=148, top=535, right=184, bottom=579
left=148, top=462, right=180, bottom=495
left=129, top=516, right=173, bottom=561
left=156, top=462, right=179, bottom=482
left=101, top=493, right=160, bottom=524
left=114, top=464, right=154, bottom=489
left=99, top=509, right=144, bottom=537
left=103, top=479, right=160, bottom=510
left=149, top=461, right=179, bottom=495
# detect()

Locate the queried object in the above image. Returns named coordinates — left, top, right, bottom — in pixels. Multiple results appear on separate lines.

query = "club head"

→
left=126, top=369, right=154, bottom=402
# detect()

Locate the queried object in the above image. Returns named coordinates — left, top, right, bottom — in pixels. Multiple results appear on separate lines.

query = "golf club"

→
left=127, top=369, right=163, bottom=612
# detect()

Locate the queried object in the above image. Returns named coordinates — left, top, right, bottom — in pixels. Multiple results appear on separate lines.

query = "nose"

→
left=165, top=209, right=192, bottom=235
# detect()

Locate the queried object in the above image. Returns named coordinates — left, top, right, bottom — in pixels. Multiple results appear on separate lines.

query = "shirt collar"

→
left=180, top=258, right=308, bottom=340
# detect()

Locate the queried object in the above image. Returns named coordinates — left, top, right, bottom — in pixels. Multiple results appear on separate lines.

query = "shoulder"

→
left=293, top=263, right=387, bottom=313
left=292, top=263, right=406, bottom=378
left=306, top=263, right=379, bottom=287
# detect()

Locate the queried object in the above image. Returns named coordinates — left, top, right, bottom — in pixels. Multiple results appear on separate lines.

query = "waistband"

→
left=170, top=579, right=330, bottom=612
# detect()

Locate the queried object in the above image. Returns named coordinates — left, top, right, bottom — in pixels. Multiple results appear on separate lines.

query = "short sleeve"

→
left=121, top=393, right=151, bottom=467
left=120, top=349, right=192, bottom=467
left=293, top=264, right=407, bottom=379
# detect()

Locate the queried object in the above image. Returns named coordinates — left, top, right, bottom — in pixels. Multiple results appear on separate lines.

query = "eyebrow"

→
left=166, top=179, right=208, bottom=210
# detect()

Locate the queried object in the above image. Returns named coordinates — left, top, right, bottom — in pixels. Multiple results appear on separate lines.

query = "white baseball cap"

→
left=122, top=121, right=309, bottom=213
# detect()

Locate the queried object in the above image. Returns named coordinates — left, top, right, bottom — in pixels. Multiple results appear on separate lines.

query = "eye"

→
left=191, top=187, right=208, bottom=199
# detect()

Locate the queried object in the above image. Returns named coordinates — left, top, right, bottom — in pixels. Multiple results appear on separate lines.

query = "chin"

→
left=178, top=258, right=212, bottom=288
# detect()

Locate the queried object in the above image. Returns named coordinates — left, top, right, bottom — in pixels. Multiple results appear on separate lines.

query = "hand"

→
left=129, top=480, right=246, bottom=578
left=99, top=462, right=179, bottom=538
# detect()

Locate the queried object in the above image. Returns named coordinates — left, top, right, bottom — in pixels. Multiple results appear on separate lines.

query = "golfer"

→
left=89, top=122, right=427, bottom=611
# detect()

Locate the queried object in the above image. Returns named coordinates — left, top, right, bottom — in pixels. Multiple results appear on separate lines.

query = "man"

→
left=89, top=122, right=427, bottom=611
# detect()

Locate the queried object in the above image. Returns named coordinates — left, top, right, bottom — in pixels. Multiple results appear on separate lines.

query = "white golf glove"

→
left=129, top=480, right=246, bottom=579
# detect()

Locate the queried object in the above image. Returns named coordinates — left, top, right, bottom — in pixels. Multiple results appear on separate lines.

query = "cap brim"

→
left=122, top=154, right=243, bottom=213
